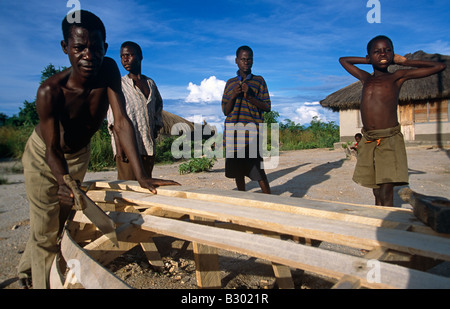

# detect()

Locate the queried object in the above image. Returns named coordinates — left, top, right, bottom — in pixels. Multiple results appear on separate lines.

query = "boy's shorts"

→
left=353, top=124, right=409, bottom=189
left=225, top=156, right=266, bottom=181
left=225, top=142, right=267, bottom=181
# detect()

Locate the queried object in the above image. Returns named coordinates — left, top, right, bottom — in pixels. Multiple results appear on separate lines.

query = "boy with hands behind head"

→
left=339, top=35, right=445, bottom=206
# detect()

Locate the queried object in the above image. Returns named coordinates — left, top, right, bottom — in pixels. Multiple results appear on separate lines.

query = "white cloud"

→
left=276, top=101, right=338, bottom=126
left=185, top=76, right=226, bottom=103
left=225, top=55, right=236, bottom=65
left=304, top=101, right=320, bottom=106
left=293, top=105, right=322, bottom=125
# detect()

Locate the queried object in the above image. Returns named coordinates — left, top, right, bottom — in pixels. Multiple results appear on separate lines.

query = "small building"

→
left=320, top=51, right=449, bottom=146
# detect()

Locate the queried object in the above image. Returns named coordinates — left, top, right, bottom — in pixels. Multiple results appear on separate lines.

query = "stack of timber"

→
left=50, top=180, right=450, bottom=289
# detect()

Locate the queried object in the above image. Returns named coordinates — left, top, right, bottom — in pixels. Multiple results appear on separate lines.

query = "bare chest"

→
left=60, top=87, right=109, bottom=133
left=133, top=79, right=150, bottom=99
left=364, top=75, right=399, bottom=93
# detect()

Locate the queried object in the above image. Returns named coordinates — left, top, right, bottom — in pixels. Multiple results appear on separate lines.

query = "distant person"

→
left=17, top=10, right=178, bottom=289
left=221, top=45, right=271, bottom=194
left=107, top=41, right=163, bottom=179
left=350, top=133, right=362, bottom=151
left=339, top=35, right=445, bottom=206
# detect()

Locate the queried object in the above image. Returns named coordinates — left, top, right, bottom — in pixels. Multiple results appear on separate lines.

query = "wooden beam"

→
left=269, top=235, right=294, bottom=289
left=190, top=216, right=221, bottom=289
left=140, top=240, right=165, bottom=272
left=90, top=181, right=431, bottom=233
left=83, top=223, right=141, bottom=266
left=332, top=275, right=361, bottom=289
left=97, top=191, right=450, bottom=261
left=110, top=212, right=450, bottom=289
left=272, top=263, right=294, bottom=289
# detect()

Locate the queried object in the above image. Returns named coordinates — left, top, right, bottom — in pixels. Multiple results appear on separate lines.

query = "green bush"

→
left=279, top=116, right=339, bottom=151
left=178, top=157, right=217, bottom=174
left=0, top=125, right=34, bottom=159
left=155, top=136, right=178, bottom=164
left=88, top=121, right=115, bottom=171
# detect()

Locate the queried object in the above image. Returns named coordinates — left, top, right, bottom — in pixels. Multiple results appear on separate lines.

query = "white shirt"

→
left=107, top=74, right=163, bottom=156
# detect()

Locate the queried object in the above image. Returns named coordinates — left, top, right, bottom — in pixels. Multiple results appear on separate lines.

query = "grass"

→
left=0, top=126, right=34, bottom=159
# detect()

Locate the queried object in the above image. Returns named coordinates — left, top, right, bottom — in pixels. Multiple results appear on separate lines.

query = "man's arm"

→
left=107, top=108, right=126, bottom=162
left=339, top=57, right=372, bottom=82
left=394, top=54, right=446, bottom=84
left=35, top=82, right=73, bottom=205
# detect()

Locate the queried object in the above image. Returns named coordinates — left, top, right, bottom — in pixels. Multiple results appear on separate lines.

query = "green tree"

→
left=263, top=110, right=280, bottom=126
left=280, top=119, right=304, bottom=132
left=17, top=100, right=39, bottom=126
left=0, top=113, right=7, bottom=126
left=40, top=64, right=67, bottom=84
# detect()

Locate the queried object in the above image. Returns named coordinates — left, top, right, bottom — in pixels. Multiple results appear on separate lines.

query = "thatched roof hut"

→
left=160, top=110, right=194, bottom=136
left=159, top=110, right=217, bottom=141
left=320, top=51, right=450, bottom=112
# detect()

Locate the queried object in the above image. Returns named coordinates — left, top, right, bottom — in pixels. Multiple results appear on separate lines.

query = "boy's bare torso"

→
left=360, top=71, right=402, bottom=131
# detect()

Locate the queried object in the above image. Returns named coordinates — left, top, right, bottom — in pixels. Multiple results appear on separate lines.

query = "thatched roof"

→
left=161, top=110, right=194, bottom=136
left=320, top=51, right=450, bottom=111
left=160, top=110, right=217, bottom=139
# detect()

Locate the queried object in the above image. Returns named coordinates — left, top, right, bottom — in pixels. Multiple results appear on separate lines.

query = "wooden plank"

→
left=190, top=216, right=221, bottom=289
left=332, top=275, right=361, bottom=289
left=89, top=181, right=434, bottom=234
left=270, top=235, right=294, bottom=289
left=60, top=229, right=132, bottom=289
left=110, top=211, right=450, bottom=289
left=140, top=240, right=165, bottom=272
left=94, top=190, right=450, bottom=261
left=272, top=263, right=294, bottom=289
left=83, top=223, right=141, bottom=266
left=124, top=206, right=166, bottom=272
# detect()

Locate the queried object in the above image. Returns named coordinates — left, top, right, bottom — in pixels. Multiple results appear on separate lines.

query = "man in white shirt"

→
left=108, top=41, right=163, bottom=179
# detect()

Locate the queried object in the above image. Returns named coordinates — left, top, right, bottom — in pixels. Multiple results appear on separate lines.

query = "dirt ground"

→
left=1, top=145, right=449, bottom=289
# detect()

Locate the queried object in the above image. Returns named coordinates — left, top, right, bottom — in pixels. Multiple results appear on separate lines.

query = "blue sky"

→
left=1, top=0, right=449, bottom=131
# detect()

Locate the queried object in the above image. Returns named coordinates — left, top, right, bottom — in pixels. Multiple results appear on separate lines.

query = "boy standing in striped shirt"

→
left=222, top=46, right=271, bottom=194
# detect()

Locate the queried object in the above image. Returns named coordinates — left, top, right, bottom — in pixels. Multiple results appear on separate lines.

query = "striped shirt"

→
left=222, top=72, right=271, bottom=155
left=107, top=74, right=163, bottom=156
